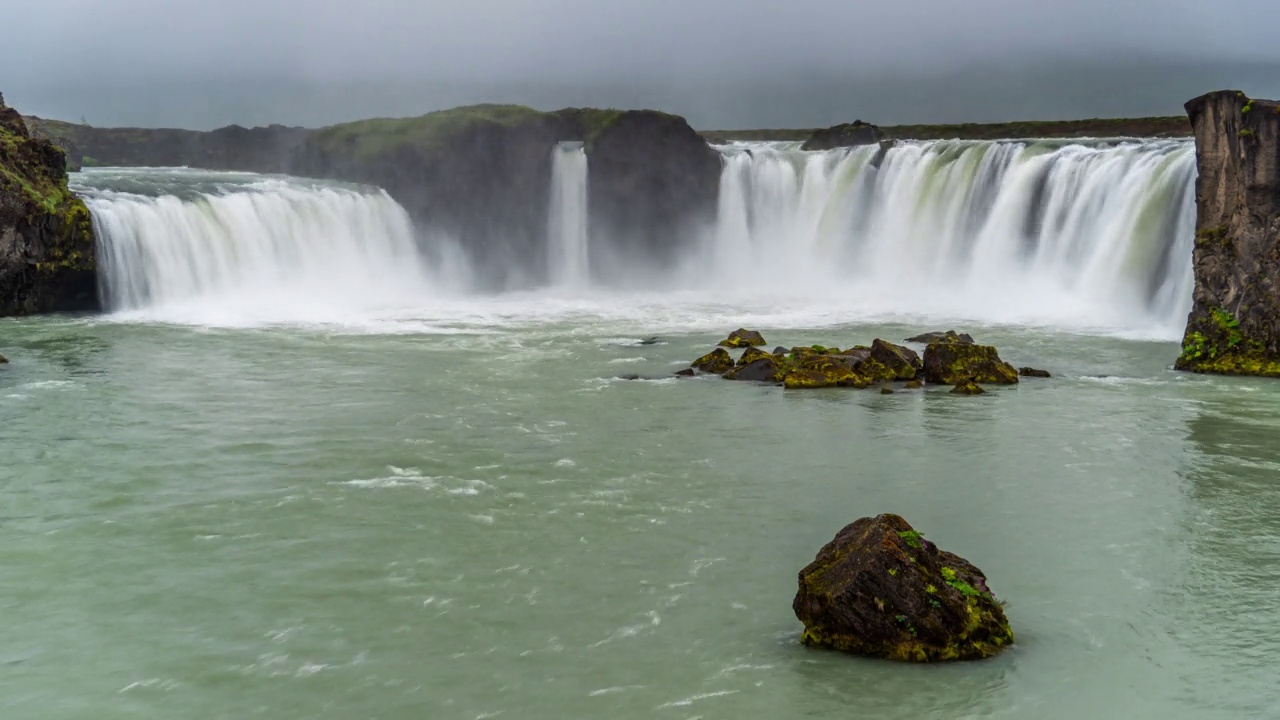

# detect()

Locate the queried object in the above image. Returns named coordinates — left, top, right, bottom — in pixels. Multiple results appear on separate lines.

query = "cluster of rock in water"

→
left=681, top=328, right=1048, bottom=395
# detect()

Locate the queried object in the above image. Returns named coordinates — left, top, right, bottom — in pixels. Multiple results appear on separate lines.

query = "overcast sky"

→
left=5, top=0, right=1280, bottom=129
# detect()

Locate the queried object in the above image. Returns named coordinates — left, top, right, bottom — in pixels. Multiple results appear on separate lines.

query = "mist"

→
left=6, top=0, right=1280, bottom=129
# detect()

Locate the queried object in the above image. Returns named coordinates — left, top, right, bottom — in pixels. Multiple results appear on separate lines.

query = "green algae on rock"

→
left=692, top=347, right=735, bottom=374
left=782, top=353, right=870, bottom=389
left=736, top=346, right=772, bottom=366
left=950, top=380, right=987, bottom=395
left=869, top=339, right=922, bottom=381
left=793, top=514, right=1013, bottom=662
left=718, top=328, right=767, bottom=348
left=923, top=343, right=1019, bottom=385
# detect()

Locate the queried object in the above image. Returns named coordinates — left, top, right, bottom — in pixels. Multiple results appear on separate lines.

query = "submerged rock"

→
left=870, top=339, right=922, bottom=381
left=638, top=336, right=662, bottom=346
left=692, top=348, right=734, bottom=374
left=923, top=343, right=1019, bottom=385
left=719, top=328, right=767, bottom=348
left=673, top=368, right=695, bottom=377
left=880, top=387, right=895, bottom=395
left=904, top=379, right=923, bottom=390
left=950, top=380, right=986, bottom=395
left=793, top=514, right=1013, bottom=662
left=1019, top=367, right=1051, bottom=378
left=725, top=357, right=784, bottom=382
left=906, top=331, right=975, bottom=345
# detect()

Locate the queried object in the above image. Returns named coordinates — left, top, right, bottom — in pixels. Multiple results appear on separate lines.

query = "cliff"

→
left=703, top=116, right=1192, bottom=144
left=1176, top=91, right=1280, bottom=376
left=292, top=105, right=721, bottom=286
left=0, top=93, right=96, bottom=315
left=24, top=117, right=311, bottom=173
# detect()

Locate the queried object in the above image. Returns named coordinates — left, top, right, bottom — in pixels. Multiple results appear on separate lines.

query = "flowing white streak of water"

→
left=87, top=178, right=431, bottom=324
left=708, top=139, right=1197, bottom=336
left=547, top=142, right=590, bottom=287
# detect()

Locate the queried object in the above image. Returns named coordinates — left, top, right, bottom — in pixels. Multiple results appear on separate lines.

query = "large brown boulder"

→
left=923, top=343, right=1019, bottom=385
left=793, top=514, right=1013, bottom=662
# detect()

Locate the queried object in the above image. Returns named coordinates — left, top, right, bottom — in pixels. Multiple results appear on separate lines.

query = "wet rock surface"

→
left=793, top=514, right=1013, bottom=662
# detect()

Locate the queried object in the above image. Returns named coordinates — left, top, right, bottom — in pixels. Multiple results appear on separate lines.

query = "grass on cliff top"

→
left=312, top=104, right=546, bottom=159
left=703, top=116, right=1192, bottom=143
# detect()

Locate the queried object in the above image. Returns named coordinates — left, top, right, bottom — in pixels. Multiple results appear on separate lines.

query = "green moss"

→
left=1240, top=128, right=1256, bottom=138
left=897, top=530, right=925, bottom=550
left=1195, top=225, right=1231, bottom=248
left=1176, top=305, right=1280, bottom=377
left=1243, top=100, right=1255, bottom=115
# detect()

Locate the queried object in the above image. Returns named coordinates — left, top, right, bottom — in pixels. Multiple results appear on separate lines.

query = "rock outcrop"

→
left=922, top=342, right=1019, bottom=385
left=793, top=514, right=1013, bottom=662
left=801, top=121, right=884, bottom=151
left=0, top=94, right=96, bottom=315
left=1176, top=91, right=1280, bottom=376
left=718, top=328, right=767, bottom=348
left=583, top=110, right=721, bottom=271
left=906, top=331, right=975, bottom=345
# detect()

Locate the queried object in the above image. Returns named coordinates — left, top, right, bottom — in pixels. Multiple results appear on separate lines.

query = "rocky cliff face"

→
left=581, top=110, right=721, bottom=273
left=1176, top=91, right=1280, bottom=376
left=292, top=105, right=721, bottom=287
left=0, top=94, right=96, bottom=315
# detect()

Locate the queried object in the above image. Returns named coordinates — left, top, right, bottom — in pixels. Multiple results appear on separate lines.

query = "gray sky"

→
left=6, top=0, right=1280, bottom=129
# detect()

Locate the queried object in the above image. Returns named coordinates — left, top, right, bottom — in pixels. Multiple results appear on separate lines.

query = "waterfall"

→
left=705, top=138, right=1197, bottom=334
left=78, top=169, right=435, bottom=325
left=547, top=142, right=590, bottom=287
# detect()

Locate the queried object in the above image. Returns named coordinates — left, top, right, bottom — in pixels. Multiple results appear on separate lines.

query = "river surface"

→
left=3, top=307, right=1280, bottom=719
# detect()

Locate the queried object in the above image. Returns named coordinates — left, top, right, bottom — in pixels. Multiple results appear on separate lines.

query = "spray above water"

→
left=77, top=169, right=437, bottom=326
left=706, top=139, right=1196, bottom=335
left=74, top=139, right=1198, bottom=337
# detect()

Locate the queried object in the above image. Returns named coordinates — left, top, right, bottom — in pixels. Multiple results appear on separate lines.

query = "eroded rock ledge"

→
left=0, top=93, right=96, bottom=315
left=1177, top=91, right=1280, bottom=376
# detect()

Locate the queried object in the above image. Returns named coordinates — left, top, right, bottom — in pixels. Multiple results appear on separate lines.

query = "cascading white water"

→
left=705, top=138, right=1197, bottom=335
left=547, top=142, right=590, bottom=287
left=78, top=169, right=438, bottom=326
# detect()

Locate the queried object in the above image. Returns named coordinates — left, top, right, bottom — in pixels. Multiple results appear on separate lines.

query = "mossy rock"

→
left=904, top=379, right=923, bottom=390
left=906, top=331, right=975, bottom=345
left=923, top=343, right=1018, bottom=385
left=839, top=345, right=872, bottom=362
left=1175, top=306, right=1280, bottom=377
left=880, top=387, right=895, bottom=395
left=870, top=339, right=922, bottom=381
left=738, top=346, right=773, bottom=366
left=1019, top=367, right=1051, bottom=378
left=782, top=354, right=870, bottom=389
left=692, top=348, right=734, bottom=374
left=793, top=514, right=1013, bottom=662
left=950, top=380, right=986, bottom=395
left=725, top=357, right=784, bottom=382
left=718, top=328, right=767, bottom=348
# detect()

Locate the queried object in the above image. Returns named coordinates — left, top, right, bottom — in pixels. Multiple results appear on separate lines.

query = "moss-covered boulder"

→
left=0, top=93, right=96, bottom=316
left=782, top=353, right=870, bottom=389
left=870, top=339, right=922, bottom=381
left=923, top=343, right=1018, bottom=385
left=839, top=345, right=872, bottom=362
left=1019, top=367, right=1051, bottom=378
left=906, top=331, right=975, bottom=345
left=737, top=346, right=772, bottom=366
left=719, top=328, right=767, bottom=348
left=692, top=347, right=734, bottom=374
left=725, top=357, right=783, bottom=382
left=793, top=514, right=1013, bottom=662
left=950, top=380, right=986, bottom=395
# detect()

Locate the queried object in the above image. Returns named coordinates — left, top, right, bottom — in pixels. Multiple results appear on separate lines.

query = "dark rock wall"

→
left=0, top=94, right=96, bottom=315
left=1177, top=91, right=1280, bottom=376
